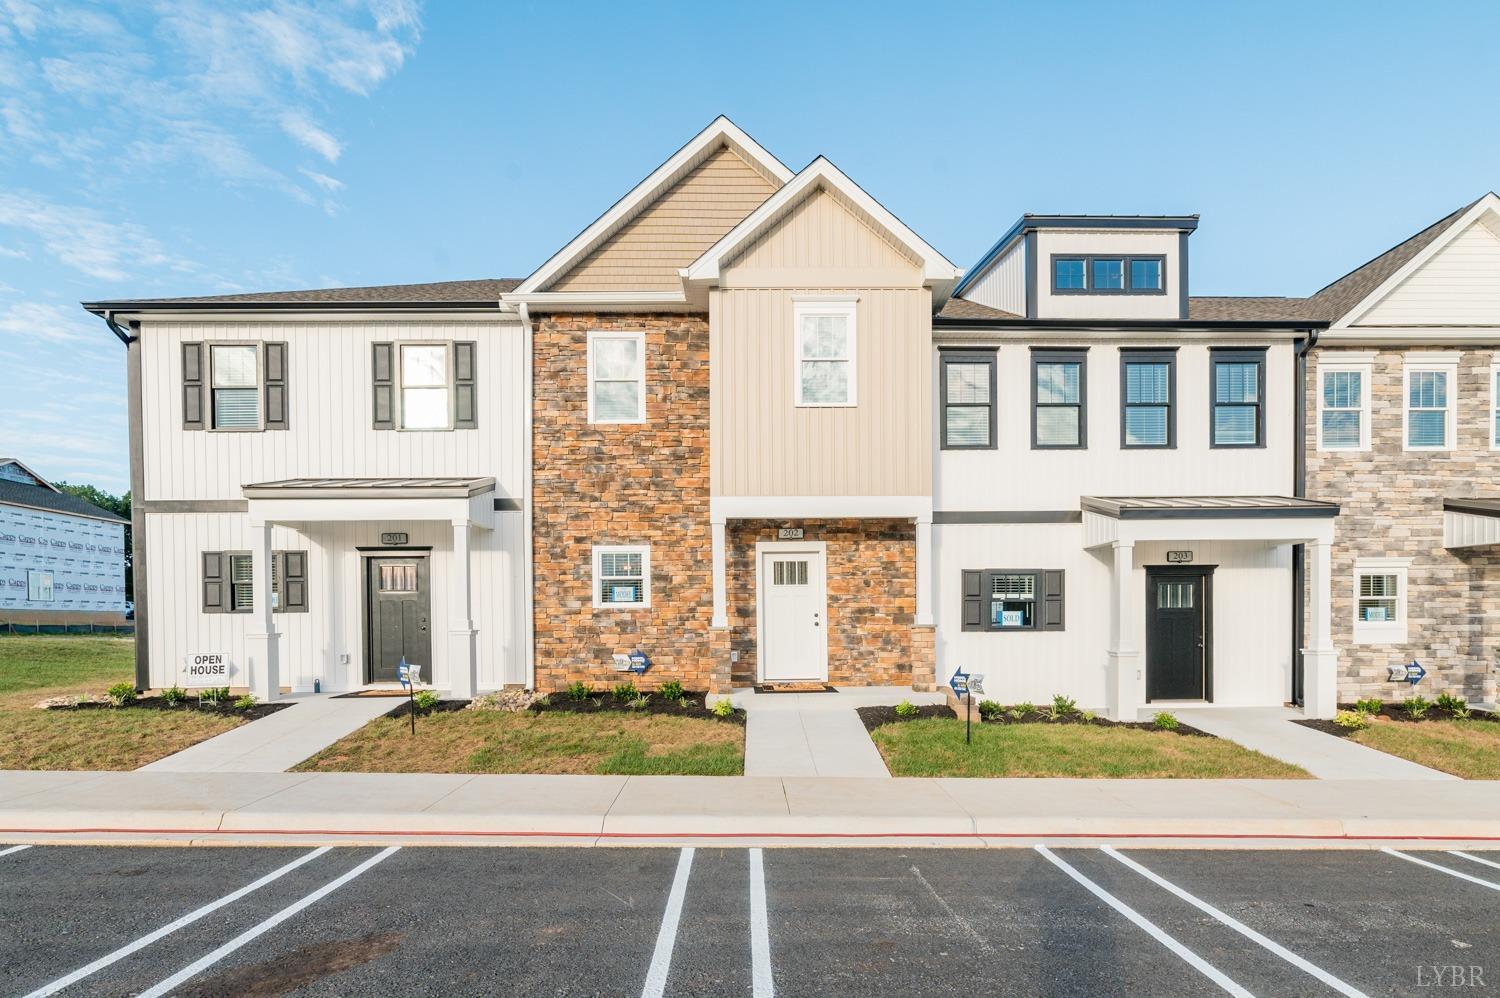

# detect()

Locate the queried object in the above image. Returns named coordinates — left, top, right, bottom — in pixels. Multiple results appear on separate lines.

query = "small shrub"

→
left=677, top=696, right=691, bottom=708
left=413, top=690, right=440, bottom=710
left=629, top=694, right=650, bottom=710
left=1334, top=709, right=1371, bottom=731
left=1353, top=698, right=1383, bottom=715
left=710, top=697, right=736, bottom=718
left=894, top=699, right=920, bottom=717
left=532, top=694, right=552, bottom=708
left=160, top=685, right=187, bottom=706
left=1152, top=711, right=1179, bottom=731
left=1402, top=695, right=1432, bottom=720
left=233, top=694, right=257, bottom=710
left=1013, top=701, right=1038, bottom=718
left=565, top=681, right=592, bottom=702
left=977, top=699, right=1003, bottom=719
left=612, top=681, right=639, bottom=702
left=1081, top=710, right=1097, bottom=723
left=1050, top=694, right=1078, bottom=719
left=200, top=687, right=230, bottom=706
left=658, top=679, right=685, bottom=701
left=1436, top=692, right=1470, bottom=718
left=106, top=682, right=137, bottom=707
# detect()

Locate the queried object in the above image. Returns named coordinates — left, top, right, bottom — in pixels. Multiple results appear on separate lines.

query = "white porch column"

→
left=710, top=517, right=728, bottom=628
left=448, top=520, right=477, bottom=699
left=1302, top=539, right=1337, bottom=719
left=245, top=521, right=280, bottom=702
left=914, top=514, right=934, bottom=627
left=1106, top=540, right=1141, bottom=720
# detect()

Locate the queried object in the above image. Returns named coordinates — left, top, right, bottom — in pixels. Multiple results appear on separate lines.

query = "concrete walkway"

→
left=733, top=686, right=946, bottom=778
left=138, top=694, right=398, bottom=773
left=1164, top=707, right=1457, bottom=781
left=1, top=770, right=1498, bottom=848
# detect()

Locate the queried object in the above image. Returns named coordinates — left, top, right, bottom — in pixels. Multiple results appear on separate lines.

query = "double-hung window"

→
left=1120, top=350, right=1175, bottom=448
left=588, top=331, right=646, bottom=423
left=26, top=569, right=53, bottom=602
left=1404, top=355, right=1458, bottom=451
left=1353, top=558, right=1409, bottom=644
left=940, top=350, right=996, bottom=449
left=593, top=545, right=649, bottom=608
left=400, top=343, right=452, bottom=430
left=1032, top=349, right=1086, bottom=448
left=1210, top=348, right=1265, bottom=447
left=210, top=344, right=261, bottom=429
left=794, top=298, right=857, bottom=407
left=961, top=569, right=1065, bottom=632
left=201, top=550, right=308, bottom=614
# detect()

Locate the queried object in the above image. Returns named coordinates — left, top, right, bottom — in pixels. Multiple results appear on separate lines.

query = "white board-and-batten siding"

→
left=961, top=243, right=1026, bottom=316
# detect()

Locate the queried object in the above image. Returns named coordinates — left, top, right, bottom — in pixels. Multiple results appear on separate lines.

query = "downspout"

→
left=1290, top=327, right=1319, bottom=705
left=102, top=311, right=150, bottom=691
left=515, top=301, right=537, bottom=692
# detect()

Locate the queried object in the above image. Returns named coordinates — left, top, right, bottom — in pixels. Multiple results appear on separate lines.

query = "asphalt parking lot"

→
left=1, top=844, right=1496, bottom=997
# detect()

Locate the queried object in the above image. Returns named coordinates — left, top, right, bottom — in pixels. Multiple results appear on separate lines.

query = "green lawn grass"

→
left=871, top=718, right=1310, bottom=778
left=1350, top=718, right=1500, bottom=780
left=0, top=635, right=243, bottom=770
left=295, top=709, right=745, bottom=776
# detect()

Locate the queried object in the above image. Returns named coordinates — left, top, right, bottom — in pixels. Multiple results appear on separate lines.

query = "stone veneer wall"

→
left=532, top=313, right=719, bottom=692
left=1305, top=346, right=1500, bottom=703
left=726, top=519, right=916, bottom=686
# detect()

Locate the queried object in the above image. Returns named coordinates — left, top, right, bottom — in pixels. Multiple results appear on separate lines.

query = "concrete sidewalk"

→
left=138, top=694, right=398, bottom=773
left=735, top=686, right=944, bottom=778
left=2, top=770, right=1498, bottom=848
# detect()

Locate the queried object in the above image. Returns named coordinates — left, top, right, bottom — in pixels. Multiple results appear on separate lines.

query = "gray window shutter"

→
left=202, top=551, right=225, bottom=613
left=183, top=342, right=205, bottom=430
left=372, top=342, right=394, bottom=429
left=453, top=341, right=477, bottom=429
left=263, top=342, right=288, bottom=430
left=277, top=550, right=308, bottom=612
left=1041, top=570, right=1066, bottom=631
left=961, top=570, right=985, bottom=632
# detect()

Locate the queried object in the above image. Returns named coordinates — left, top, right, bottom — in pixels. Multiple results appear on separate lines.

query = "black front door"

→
left=366, top=557, right=431, bottom=683
left=1146, top=567, right=1212, bottom=701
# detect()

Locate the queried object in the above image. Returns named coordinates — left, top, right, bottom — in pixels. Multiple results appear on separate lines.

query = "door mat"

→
left=753, top=683, right=837, bottom=694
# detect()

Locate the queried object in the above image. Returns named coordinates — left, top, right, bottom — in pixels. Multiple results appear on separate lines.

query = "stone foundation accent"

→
left=1306, top=347, right=1500, bottom=704
left=726, top=518, right=916, bottom=686
left=911, top=625, right=935, bottom=692
left=531, top=312, right=716, bottom=692
left=708, top=627, right=732, bottom=694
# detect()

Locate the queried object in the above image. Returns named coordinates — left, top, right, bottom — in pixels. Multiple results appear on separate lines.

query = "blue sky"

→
left=3, top=1, right=1498, bottom=495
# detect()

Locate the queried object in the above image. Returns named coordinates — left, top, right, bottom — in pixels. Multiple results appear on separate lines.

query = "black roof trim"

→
left=933, top=315, right=1326, bottom=331
left=83, top=299, right=506, bottom=315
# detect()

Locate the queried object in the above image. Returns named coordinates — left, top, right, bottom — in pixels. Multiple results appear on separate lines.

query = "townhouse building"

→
left=83, top=115, right=1495, bottom=718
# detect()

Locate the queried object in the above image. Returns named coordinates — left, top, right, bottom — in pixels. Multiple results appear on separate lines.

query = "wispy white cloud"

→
left=0, top=191, right=187, bottom=281
left=298, top=166, right=344, bottom=192
left=281, top=109, right=342, bottom=162
left=0, top=300, right=96, bottom=342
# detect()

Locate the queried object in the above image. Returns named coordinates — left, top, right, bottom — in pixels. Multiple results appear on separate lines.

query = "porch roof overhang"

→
left=1081, top=495, right=1339, bottom=548
left=1443, top=499, right=1500, bottom=548
left=242, top=477, right=497, bottom=529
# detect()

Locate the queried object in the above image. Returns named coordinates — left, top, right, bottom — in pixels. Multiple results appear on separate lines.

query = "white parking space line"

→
left=1384, top=849, right=1500, bottom=892
left=22, top=847, right=332, bottom=998
left=749, top=848, right=774, bottom=998
left=1104, top=846, right=1370, bottom=998
left=137, top=846, right=400, bottom=998
left=0, top=844, right=32, bottom=858
left=1450, top=851, right=1500, bottom=874
left=641, top=847, right=695, bottom=998
left=1034, top=846, right=1252, bottom=998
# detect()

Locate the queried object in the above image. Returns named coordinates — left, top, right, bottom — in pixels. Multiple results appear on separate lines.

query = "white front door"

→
left=759, top=548, right=828, bottom=682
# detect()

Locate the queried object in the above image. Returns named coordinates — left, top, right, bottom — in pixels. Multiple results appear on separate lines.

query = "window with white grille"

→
left=794, top=298, right=857, bottom=407
left=1353, top=558, right=1409, bottom=644
left=594, top=545, right=650, bottom=608
left=1404, top=357, right=1457, bottom=451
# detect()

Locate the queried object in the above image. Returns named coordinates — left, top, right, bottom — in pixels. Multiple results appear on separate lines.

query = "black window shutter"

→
left=1041, top=570, right=1066, bottom=631
left=183, top=342, right=205, bottom=430
left=202, top=551, right=224, bottom=613
left=372, top=342, right=394, bottom=429
left=278, top=550, right=308, bottom=613
left=453, top=341, right=477, bottom=429
left=961, top=570, right=985, bottom=631
left=264, top=342, right=288, bottom=430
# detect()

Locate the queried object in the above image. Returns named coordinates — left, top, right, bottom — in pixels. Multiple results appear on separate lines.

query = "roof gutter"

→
left=934, top=316, right=1330, bottom=332
left=99, top=310, right=135, bottom=346
left=84, top=300, right=504, bottom=315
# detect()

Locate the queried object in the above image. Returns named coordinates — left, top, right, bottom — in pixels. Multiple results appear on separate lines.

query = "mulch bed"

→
left=384, top=698, right=471, bottom=719
left=533, top=690, right=746, bottom=725
left=47, top=697, right=293, bottom=722
left=856, top=704, right=1211, bottom=737
left=1296, top=702, right=1497, bottom=738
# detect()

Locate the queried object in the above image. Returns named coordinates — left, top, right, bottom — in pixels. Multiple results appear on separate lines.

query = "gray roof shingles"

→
left=0, top=479, right=127, bottom=523
left=85, top=278, right=524, bottom=309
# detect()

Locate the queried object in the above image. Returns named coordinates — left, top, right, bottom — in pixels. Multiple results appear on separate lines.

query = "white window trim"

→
left=1402, top=354, right=1459, bottom=452
left=1352, top=556, right=1410, bottom=645
left=208, top=342, right=264, bottom=433
left=586, top=331, right=646, bottom=424
left=397, top=341, right=454, bottom=432
left=1316, top=354, right=1374, bottom=452
left=592, top=544, right=651, bottom=609
left=26, top=569, right=53, bottom=602
left=793, top=296, right=858, bottom=408
left=1490, top=357, right=1500, bottom=451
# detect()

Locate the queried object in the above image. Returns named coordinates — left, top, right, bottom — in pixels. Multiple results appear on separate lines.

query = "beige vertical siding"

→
left=721, top=187, right=921, bottom=288
left=1361, top=219, right=1500, bottom=325
left=550, top=146, right=776, bottom=292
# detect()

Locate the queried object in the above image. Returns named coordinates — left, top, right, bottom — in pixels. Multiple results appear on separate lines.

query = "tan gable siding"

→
left=1359, top=218, right=1500, bottom=326
left=721, top=187, right=922, bottom=288
left=549, top=146, right=776, bottom=293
